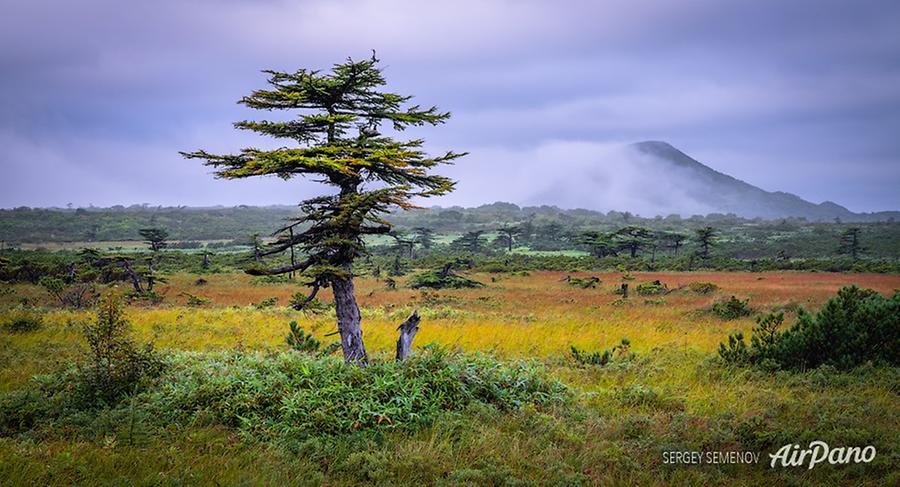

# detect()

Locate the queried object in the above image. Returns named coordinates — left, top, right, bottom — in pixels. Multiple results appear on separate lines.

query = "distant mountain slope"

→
left=630, top=141, right=885, bottom=221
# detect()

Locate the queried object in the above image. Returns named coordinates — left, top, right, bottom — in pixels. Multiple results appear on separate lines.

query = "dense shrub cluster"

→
left=719, top=286, right=900, bottom=370
left=408, top=268, right=483, bottom=289
left=0, top=347, right=568, bottom=441
left=635, top=280, right=667, bottom=295
left=711, top=295, right=753, bottom=320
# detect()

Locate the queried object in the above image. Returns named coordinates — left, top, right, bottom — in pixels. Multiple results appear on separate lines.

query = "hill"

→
left=629, top=141, right=897, bottom=221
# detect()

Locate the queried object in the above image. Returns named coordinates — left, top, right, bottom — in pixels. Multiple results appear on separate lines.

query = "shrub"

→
left=0, top=348, right=569, bottom=439
left=570, top=338, right=631, bottom=366
left=255, top=297, right=278, bottom=309
left=1, top=310, right=43, bottom=332
left=286, top=321, right=340, bottom=356
left=39, top=276, right=97, bottom=308
left=719, top=286, right=900, bottom=370
left=564, top=276, right=600, bottom=289
left=408, top=269, right=483, bottom=289
left=77, top=294, right=165, bottom=406
left=635, top=280, right=667, bottom=295
left=711, top=296, right=753, bottom=320
left=124, top=290, right=164, bottom=305
left=688, top=281, right=718, bottom=294
left=180, top=292, right=210, bottom=306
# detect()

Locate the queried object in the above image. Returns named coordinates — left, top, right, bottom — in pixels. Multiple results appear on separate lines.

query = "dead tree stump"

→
left=396, top=310, right=421, bottom=361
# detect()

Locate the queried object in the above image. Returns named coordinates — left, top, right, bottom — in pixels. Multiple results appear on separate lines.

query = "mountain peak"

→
left=624, top=141, right=856, bottom=221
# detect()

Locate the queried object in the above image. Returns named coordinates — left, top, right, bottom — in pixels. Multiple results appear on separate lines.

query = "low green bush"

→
left=635, top=280, right=667, bottom=295
left=688, top=281, right=718, bottom=294
left=408, top=269, right=483, bottom=289
left=1, top=310, right=43, bottom=332
left=570, top=338, right=631, bottom=366
left=285, top=321, right=340, bottom=356
left=719, top=286, right=900, bottom=370
left=711, top=296, right=753, bottom=320
left=77, top=294, right=166, bottom=407
left=0, top=347, right=568, bottom=441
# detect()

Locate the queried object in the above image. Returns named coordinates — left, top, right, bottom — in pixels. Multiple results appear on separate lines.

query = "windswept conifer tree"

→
left=183, top=54, right=465, bottom=364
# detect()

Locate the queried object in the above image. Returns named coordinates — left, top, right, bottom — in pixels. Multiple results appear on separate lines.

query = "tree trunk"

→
left=332, top=275, right=368, bottom=365
left=395, top=310, right=421, bottom=361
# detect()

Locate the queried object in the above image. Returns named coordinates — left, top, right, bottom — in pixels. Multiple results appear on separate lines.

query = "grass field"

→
left=1, top=271, right=898, bottom=485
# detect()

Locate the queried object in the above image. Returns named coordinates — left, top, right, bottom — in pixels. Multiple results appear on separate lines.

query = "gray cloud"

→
left=1, top=0, right=899, bottom=212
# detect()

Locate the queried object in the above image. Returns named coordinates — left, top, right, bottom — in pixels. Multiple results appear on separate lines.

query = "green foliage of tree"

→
left=837, top=227, right=866, bottom=260
left=139, top=228, right=169, bottom=252
left=613, top=226, right=654, bottom=258
left=497, top=224, right=521, bottom=252
left=182, top=54, right=465, bottom=364
left=577, top=231, right=617, bottom=258
left=412, top=227, right=435, bottom=250
left=451, top=230, right=487, bottom=254
left=694, top=226, right=717, bottom=259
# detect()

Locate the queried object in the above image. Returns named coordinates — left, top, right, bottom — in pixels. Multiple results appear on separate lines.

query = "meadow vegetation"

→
left=1, top=268, right=898, bottom=485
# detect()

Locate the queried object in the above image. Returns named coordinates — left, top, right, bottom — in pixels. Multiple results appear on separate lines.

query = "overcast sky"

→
left=2, top=0, right=899, bottom=213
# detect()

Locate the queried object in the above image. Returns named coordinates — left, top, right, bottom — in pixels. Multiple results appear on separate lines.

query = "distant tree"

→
left=182, top=54, right=465, bottom=364
left=247, top=233, right=264, bottom=263
left=837, top=227, right=865, bottom=260
left=662, top=232, right=688, bottom=255
left=497, top=224, right=521, bottom=252
left=694, top=226, right=717, bottom=259
left=139, top=228, right=169, bottom=252
left=452, top=230, right=487, bottom=254
left=613, top=226, right=654, bottom=258
left=389, top=231, right=416, bottom=259
left=412, top=227, right=435, bottom=250
left=578, top=231, right=618, bottom=258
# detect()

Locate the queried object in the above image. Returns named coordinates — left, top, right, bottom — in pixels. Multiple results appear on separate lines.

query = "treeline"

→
left=0, top=205, right=296, bottom=243
left=2, top=203, right=900, bottom=262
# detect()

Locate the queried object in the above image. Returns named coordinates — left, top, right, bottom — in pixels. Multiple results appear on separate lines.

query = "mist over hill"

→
left=481, top=140, right=894, bottom=222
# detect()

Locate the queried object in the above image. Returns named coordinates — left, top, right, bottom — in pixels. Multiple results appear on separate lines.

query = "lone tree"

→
left=389, top=230, right=416, bottom=259
left=182, top=55, right=465, bottom=364
left=452, top=230, right=487, bottom=254
left=412, top=227, right=435, bottom=250
left=661, top=232, right=688, bottom=255
left=837, top=227, right=864, bottom=260
left=139, top=228, right=169, bottom=252
left=613, top=225, right=654, bottom=258
left=694, top=226, right=717, bottom=259
left=497, top=224, right=520, bottom=252
left=578, top=230, right=618, bottom=258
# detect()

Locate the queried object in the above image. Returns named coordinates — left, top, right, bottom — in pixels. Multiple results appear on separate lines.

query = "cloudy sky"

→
left=2, top=0, right=899, bottom=213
